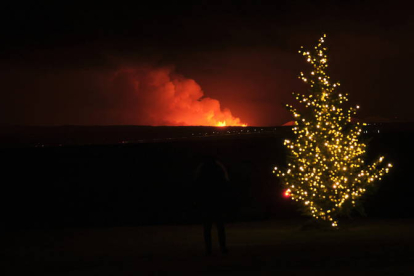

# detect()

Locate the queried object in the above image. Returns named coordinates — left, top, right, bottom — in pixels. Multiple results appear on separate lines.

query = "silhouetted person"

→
left=194, top=155, right=231, bottom=255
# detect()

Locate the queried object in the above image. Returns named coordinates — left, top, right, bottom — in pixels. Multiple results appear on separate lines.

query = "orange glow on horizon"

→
left=216, top=121, right=247, bottom=127
left=111, top=66, right=247, bottom=127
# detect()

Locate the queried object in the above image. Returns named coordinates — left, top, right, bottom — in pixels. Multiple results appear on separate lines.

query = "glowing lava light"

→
left=216, top=121, right=248, bottom=127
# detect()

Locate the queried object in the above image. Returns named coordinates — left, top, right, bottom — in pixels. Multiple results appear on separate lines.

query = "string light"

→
left=274, top=34, right=392, bottom=228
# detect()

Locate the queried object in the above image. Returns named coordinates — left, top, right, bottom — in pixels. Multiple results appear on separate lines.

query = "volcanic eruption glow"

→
left=216, top=121, right=247, bottom=127
left=110, top=66, right=246, bottom=127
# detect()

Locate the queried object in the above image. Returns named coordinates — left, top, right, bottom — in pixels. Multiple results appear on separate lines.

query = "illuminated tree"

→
left=274, top=34, right=392, bottom=227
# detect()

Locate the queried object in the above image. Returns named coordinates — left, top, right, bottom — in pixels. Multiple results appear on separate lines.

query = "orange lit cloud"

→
left=109, top=66, right=245, bottom=126
left=0, top=64, right=246, bottom=126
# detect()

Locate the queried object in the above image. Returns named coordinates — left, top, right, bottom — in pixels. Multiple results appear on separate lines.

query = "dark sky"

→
left=0, top=1, right=412, bottom=126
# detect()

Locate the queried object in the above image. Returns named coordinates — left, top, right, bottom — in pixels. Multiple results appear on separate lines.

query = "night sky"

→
left=0, top=1, right=412, bottom=126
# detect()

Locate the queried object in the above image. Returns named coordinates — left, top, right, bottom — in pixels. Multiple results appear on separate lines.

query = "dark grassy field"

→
left=2, top=218, right=414, bottom=275
left=1, top=125, right=414, bottom=274
left=0, top=126, right=412, bottom=228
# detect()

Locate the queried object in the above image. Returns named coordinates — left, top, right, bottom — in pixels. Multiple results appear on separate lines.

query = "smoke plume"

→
left=0, top=65, right=245, bottom=126
left=106, top=66, right=245, bottom=126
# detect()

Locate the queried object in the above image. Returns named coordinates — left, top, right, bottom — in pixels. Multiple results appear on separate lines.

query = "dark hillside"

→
left=0, top=125, right=412, bottom=229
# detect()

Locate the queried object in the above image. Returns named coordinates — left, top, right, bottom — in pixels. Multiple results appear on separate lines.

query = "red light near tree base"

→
left=283, top=189, right=291, bottom=198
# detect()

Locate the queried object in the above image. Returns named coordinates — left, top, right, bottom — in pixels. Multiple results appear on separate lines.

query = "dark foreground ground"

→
left=2, top=218, right=414, bottom=275
left=1, top=125, right=413, bottom=229
left=1, top=125, right=414, bottom=274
